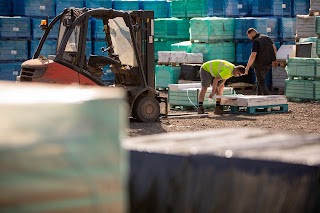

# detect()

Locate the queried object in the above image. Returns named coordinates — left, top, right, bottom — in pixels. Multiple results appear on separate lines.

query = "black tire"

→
left=132, top=96, right=160, bottom=122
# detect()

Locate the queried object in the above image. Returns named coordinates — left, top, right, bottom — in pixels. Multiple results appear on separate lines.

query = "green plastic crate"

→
left=316, top=16, right=320, bottom=36
left=155, top=65, right=181, bottom=88
left=190, top=17, right=235, bottom=43
left=171, top=0, right=207, bottom=18
left=168, top=84, right=235, bottom=107
left=171, top=41, right=192, bottom=52
left=314, top=80, right=320, bottom=100
left=154, top=39, right=184, bottom=60
left=191, top=42, right=235, bottom=63
left=154, top=18, right=190, bottom=40
left=316, top=38, right=320, bottom=57
left=285, top=79, right=314, bottom=100
left=286, top=57, right=320, bottom=78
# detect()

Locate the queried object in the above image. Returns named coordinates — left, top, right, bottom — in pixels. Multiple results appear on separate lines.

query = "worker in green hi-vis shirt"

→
left=198, top=59, right=246, bottom=115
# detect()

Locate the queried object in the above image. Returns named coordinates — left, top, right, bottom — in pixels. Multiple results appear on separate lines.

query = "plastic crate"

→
left=234, top=17, right=256, bottom=41
left=191, top=42, right=236, bottom=63
left=141, top=0, right=169, bottom=18
left=208, top=0, right=250, bottom=17
left=0, top=62, right=21, bottom=81
left=0, top=16, right=31, bottom=39
left=171, top=0, right=207, bottom=18
left=93, top=41, right=109, bottom=55
left=155, top=65, right=181, bottom=88
left=278, top=18, right=296, bottom=41
left=286, top=57, right=320, bottom=78
left=0, top=0, right=12, bottom=16
left=252, top=0, right=274, bottom=16
left=56, top=0, right=85, bottom=15
left=92, top=18, right=105, bottom=40
left=292, top=0, right=310, bottom=16
left=85, top=0, right=112, bottom=8
left=171, top=41, right=192, bottom=53
left=254, top=17, right=278, bottom=41
left=273, top=0, right=291, bottom=17
left=12, top=0, right=55, bottom=17
left=0, top=40, right=28, bottom=61
left=101, top=66, right=115, bottom=84
left=154, top=18, right=190, bottom=40
left=190, top=17, right=234, bottom=43
left=154, top=39, right=184, bottom=60
left=285, top=79, right=315, bottom=100
left=236, top=42, right=251, bottom=64
left=113, top=0, right=140, bottom=11
left=296, top=15, right=317, bottom=39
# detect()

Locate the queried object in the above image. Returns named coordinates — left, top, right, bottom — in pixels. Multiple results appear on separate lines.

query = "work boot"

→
left=214, top=105, right=224, bottom=115
left=198, top=105, right=205, bottom=114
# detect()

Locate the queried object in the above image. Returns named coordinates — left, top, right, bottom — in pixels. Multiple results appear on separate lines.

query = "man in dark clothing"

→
left=245, top=28, right=277, bottom=95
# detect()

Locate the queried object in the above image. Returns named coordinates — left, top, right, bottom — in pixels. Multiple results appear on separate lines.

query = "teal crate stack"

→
left=154, top=18, right=190, bottom=60
left=316, top=16, right=320, bottom=57
left=190, top=17, right=234, bottom=43
left=155, top=65, right=181, bottom=89
left=285, top=57, right=320, bottom=101
left=171, top=0, right=208, bottom=18
left=189, top=17, right=235, bottom=63
left=140, top=0, right=169, bottom=18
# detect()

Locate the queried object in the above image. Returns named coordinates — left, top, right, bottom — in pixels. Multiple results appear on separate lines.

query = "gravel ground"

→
left=127, top=92, right=320, bottom=137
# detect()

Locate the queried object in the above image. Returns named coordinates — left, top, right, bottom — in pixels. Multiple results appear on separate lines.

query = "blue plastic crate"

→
left=236, top=42, right=252, bottom=64
left=0, top=17, right=31, bottom=39
left=113, top=0, right=140, bottom=11
left=0, top=0, right=12, bottom=16
left=141, top=0, right=169, bottom=18
left=292, top=0, right=310, bottom=16
left=86, top=41, right=92, bottom=58
left=92, top=18, right=105, bottom=40
left=0, top=62, right=21, bottom=81
left=32, top=18, right=59, bottom=40
left=278, top=18, right=296, bottom=41
left=85, top=0, right=112, bottom=8
left=254, top=17, right=278, bottom=41
left=208, top=0, right=226, bottom=17
left=0, top=40, right=28, bottom=61
left=93, top=41, right=109, bottom=55
left=234, top=18, right=256, bottom=41
left=225, top=0, right=251, bottom=17
left=252, top=0, right=274, bottom=17
left=273, top=0, right=291, bottom=17
left=12, top=0, right=55, bottom=18
left=56, top=0, right=85, bottom=15
left=30, top=40, right=57, bottom=58
left=209, top=0, right=254, bottom=17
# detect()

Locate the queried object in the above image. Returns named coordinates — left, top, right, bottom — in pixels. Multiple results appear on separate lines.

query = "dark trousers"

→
left=254, top=65, right=271, bottom=95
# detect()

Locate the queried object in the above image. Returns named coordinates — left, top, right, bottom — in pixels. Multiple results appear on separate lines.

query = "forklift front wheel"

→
left=132, top=96, right=160, bottom=123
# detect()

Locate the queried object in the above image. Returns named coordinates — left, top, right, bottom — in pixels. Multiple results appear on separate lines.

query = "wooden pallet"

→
left=230, top=104, right=289, bottom=115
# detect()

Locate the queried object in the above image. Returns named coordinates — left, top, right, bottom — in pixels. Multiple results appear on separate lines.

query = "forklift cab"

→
left=19, top=8, right=161, bottom=122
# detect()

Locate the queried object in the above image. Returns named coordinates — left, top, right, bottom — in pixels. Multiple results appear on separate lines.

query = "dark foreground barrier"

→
left=124, top=128, right=320, bottom=213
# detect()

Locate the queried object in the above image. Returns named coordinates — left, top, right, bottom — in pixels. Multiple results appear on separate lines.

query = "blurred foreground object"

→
left=0, top=81, right=128, bottom=213
left=125, top=128, right=320, bottom=213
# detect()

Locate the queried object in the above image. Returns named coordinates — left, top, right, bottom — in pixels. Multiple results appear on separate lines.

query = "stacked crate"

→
left=189, top=17, right=235, bottom=62
left=0, top=16, right=30, bottom=81
left=140, top=0, right=169, bottom=18
left=154, top=18, right=190, bottom=89
left=208, top=0, right=251, bottom=17
left=285, top=57, right=320, bottom=101
left=171, top=0, right=208, bottom=18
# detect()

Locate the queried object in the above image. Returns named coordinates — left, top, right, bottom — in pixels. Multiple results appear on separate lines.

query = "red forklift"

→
left=19, top=8, right=164, bottom=122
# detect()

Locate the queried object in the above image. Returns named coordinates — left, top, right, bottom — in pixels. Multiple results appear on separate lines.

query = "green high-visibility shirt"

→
left=202, top=60, right=235, bottom=79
